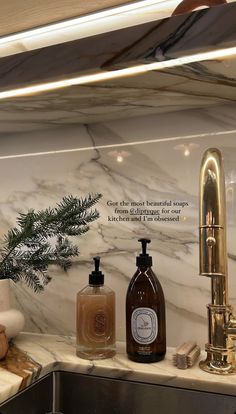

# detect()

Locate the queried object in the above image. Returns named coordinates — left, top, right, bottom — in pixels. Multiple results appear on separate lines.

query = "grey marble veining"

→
left=13, top=333, right=236, bottom=397
left=0, top=4, right=236, bottom=132
left=0, top=59, right=236, bottom=133
left=4, top=332, right=236, bottom=404
left=3, top=332, right=236, bottom=405
left=0, top=105, right=234, bottom=349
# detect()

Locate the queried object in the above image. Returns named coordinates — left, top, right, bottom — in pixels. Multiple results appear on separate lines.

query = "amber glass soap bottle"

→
left=126, top=239, right=166, bottom=363
left=76, top=257, right=116, bottom=360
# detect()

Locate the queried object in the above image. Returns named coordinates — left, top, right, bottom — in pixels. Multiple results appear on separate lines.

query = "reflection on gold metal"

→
left=199, top=148, right=236, bottom=374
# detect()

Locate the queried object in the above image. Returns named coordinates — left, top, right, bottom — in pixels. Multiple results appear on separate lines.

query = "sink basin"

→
left=0, top=370, right=236, bottom=414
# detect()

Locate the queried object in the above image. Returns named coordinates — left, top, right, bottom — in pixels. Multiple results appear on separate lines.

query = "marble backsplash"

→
left=2, top=103, right=236, bottom=348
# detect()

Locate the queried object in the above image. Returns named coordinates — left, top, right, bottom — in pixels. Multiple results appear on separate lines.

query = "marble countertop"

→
left=0, top=333, right=236, bottom=404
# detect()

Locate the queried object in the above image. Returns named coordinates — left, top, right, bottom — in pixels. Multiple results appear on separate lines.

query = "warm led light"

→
left=117, top=155, right=124, bottom=163
left=184, top=148, right=190, bottom=157
left=1, top=46, right=236, bottom=100
left=108, top=150, right=130, bottom=163
left=0, top=0, right=166, bottom=45
left=174, top=143, right=199, bottom=157
left=0, top=129, right=235, bottom=160
left=0, top=0, right=178, bottom=58
left=1, top=0, right=235, bottom=61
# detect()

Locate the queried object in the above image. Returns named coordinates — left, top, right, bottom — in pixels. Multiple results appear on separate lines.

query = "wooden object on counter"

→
left=0, top=344, right=41, bottom=390
left=0, top=325, right=8, bottom=360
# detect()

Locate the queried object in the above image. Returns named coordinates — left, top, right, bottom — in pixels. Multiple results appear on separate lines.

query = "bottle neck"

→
left=138, top=265, right=152, bottom=272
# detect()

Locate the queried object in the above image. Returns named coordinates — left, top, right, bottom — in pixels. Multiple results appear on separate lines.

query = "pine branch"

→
left=0, top=193, right=102, bottom=291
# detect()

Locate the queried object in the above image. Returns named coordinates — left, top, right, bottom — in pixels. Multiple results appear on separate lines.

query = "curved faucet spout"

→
left=199, top=148, right=236, bottom=374
left=199, top=148, right=227, bottom=280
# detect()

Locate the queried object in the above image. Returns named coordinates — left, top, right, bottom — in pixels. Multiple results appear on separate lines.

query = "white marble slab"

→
left=10, top=332, right=236, bottom=398
left=0, top=58, right=235, bottom=133
left=0, top=105, right=236, bottom=349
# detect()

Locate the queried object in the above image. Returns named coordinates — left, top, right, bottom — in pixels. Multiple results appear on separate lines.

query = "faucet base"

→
left=200, top=349, right=236, bottom=375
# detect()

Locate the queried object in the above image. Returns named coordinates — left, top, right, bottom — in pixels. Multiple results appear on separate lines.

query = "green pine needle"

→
left=0, top=193, right=102, bottom=292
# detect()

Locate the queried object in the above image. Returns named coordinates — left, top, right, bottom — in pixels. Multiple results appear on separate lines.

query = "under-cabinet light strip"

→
left=0, top=46, right=236, bottom=100
left=0, top=0, right=171, bottom=45
left=0, top=129, right=235, bottom=160
left=0, top=0, right=177, bottom=58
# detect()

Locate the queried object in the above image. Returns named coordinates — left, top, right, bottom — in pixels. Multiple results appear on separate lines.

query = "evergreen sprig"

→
left=0, top=194, right=102, bottom=292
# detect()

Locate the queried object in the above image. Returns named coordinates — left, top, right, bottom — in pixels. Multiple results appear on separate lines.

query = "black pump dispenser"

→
left=126, top=238, right=166, bottom=362
left=136, top=238, right=152, bottom=267
left=89, top=256, right=104, bottom=285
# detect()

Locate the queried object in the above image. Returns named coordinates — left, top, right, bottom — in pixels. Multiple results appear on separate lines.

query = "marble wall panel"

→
left=1, top=104, right=236, bottom=348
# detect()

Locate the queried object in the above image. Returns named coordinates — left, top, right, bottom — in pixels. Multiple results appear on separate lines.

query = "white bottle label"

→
left=131, top=307, right=158, bottom=345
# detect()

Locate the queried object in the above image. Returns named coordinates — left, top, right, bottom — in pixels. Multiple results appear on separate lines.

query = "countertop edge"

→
left=0, top=333, right=236, bottom=405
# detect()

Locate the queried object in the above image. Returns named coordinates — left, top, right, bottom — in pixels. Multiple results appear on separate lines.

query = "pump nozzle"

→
left=93, top=256, right=100, bottom=272
left=89, top=256, right=104, bottom=285
left=138, top=238, right=151, bottom=255
left=137, top=238, right=152, bottom=267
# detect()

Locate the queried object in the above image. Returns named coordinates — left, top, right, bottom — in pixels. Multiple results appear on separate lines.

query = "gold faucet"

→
left=199, top=148, right=236, bottom=374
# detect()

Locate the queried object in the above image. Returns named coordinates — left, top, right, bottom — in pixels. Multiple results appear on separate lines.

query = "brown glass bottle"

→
left=126, top=239, right=166, bottom=363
